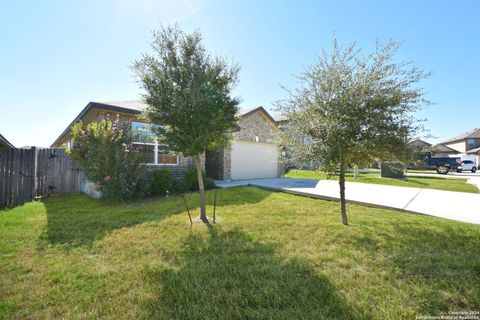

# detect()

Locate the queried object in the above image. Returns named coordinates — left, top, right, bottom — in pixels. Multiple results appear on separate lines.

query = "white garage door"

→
left=231, top=141, right=279, bottom=180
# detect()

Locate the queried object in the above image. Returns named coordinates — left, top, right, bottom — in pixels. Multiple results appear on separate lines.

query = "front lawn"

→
left=285, top=169, right=480, bottom=193
left=1, top=188, right=480, bottom=319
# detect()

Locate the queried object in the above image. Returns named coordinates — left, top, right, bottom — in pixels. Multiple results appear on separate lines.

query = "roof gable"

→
left=239, top=106, right=278, bottom=127
left=433, top=143, right=460, bottom=153
left=436, top=127, right=480, bottom=146
left=51, top=101, right=144, bottom=147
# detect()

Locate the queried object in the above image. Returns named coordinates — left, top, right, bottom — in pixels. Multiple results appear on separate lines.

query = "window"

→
left=467, top=139, right=476, bottom=150
left=131, top=122, right=179, bottom=165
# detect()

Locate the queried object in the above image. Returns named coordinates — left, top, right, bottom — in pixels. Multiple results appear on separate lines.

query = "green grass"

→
left=407, top=169, right=437, bottom=173
left=1, top=188, right=480, bottom=319
left=285, top=169, right=480, bottom=193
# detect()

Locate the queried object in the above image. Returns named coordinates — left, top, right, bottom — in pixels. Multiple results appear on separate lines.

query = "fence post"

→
left=31, top=147, right=38, bottom=199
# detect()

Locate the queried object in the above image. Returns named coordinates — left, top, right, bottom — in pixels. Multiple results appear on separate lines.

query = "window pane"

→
left=157, top=145, right=177, bottom=164
left=158, top=154, right=178, bottom=164
left=131, top=122, right=156, bottom=143
left=132, top=144, right=155, bottom=164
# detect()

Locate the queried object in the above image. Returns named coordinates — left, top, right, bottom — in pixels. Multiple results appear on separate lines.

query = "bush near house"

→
left=149, top=170, right=179, bottom=196
left=182, top=167, right=215, bottom=191
left=148, top=169, right=215, bottom=197
left=68, top=119, right=216, bottom=201
left=68, top=119, right=145, bottom=200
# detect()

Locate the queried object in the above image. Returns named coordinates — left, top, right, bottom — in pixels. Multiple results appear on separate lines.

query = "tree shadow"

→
left=142, top=227, right=365, bottom=320
left=39, top=187, right=272, bottom=249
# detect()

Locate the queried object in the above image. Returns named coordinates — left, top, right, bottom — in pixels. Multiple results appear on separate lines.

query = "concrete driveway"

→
left=215, top=178, right=318, bottom=190
left=215, top=177, right=480, bottom=224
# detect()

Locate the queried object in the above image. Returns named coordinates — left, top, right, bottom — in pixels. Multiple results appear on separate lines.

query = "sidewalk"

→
left=215, top=178, right=480, bottom=224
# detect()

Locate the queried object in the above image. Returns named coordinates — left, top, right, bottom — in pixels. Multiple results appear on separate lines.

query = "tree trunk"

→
left=339, top=163, right=348, bottom=226
left=195, top=154, right=207, bottom=221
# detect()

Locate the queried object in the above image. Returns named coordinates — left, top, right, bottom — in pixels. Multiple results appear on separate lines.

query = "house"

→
left=406, top=139, right=432, bottom=170
left=205, top=107, right=283, bottom=180
left=52, top=101, right=284, bottom=180
left=0, top=133, right=15, bottom=149
left=433, top=128, right=480, bottom=163
left=273, top=116, right=320, bottom=170
left=410, top=139, right=431, bottom=151
left=431, top=144, right=459, bottom=158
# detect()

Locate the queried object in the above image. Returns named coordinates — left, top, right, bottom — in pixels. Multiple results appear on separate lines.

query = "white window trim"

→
left=132, top=141, right=179, bottom=166
left=131, top=121, right=179, bottom=166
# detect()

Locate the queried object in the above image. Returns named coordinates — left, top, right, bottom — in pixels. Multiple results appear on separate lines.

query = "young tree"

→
left=133, top=25, right=240, bottom=221
left=277, top=39, right=430, bottom=225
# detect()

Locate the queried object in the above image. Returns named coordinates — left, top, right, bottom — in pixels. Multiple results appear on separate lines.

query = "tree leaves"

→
left=277, top=38, right=431, bottom=172
left=133, top=25, right=240, bottom=157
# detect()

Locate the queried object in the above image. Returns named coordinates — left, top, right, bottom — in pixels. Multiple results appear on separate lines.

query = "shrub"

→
left=173, top=179, right=190, bottom=194
left=68, top=119, right=144, bottom=201
left=204, top=177, right=216, bottom=190
left=149, top=170, right=176, bottom=196
left=182, top=167, right=215, bottom=191
left=134, top=176, right=151, bottom=198
left=182, top=167, right=198, bottom=191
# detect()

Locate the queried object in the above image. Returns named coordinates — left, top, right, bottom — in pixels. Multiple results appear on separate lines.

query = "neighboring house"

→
left=431, top=144, right=459, bottom=158
left=466, top=146, right=480, bottom=159
left=273, top=117, right=319, bottom=170
left=410, top=139, right=431, bottom=151
left=52, top=101, right=284, bottom=180
left=0, top=133, right=15, bottom=149
left=407, top=139, right=432, bottom=170
left=433, top=128, right=480, bottom=163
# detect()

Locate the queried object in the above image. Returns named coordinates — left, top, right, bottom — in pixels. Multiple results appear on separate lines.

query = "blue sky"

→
left=1, top=0, right=479, bottom=147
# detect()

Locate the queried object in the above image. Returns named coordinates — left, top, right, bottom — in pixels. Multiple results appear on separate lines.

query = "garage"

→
left=230, top=141, right=279, bottom=180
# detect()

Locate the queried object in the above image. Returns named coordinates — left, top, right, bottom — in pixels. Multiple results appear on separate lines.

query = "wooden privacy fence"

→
left=0, top=148, right=85, bottom=209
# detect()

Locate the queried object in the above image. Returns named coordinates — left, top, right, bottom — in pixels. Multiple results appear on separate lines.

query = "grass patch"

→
left=407, top=169, right=436, bottom=173
left=1, top=188, right=480, bottom=319
left=285, top=169, right=480, bottom=193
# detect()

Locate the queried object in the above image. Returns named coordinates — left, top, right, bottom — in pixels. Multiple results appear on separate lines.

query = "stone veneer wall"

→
left=216, top=110, right=283, bottom=180
left=233, top=111, right=280, bottom=144
left=223, top=147, right=232, bottom=180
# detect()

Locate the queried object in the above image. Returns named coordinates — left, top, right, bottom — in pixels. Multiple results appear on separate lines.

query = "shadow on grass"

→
left=142, top=226, right=364, bottom=320
left=39, top=187, right=272, bottom=248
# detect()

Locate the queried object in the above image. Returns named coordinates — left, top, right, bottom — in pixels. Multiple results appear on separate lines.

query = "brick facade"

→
left=143, top=153, right=205, bottom=180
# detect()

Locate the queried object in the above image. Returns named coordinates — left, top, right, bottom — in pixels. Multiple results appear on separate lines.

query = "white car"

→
left=457, top=160, right=477, bottom=173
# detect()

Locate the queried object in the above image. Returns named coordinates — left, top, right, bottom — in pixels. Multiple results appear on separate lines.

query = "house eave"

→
left=51, top=102, right=142, bottom=147
left=467, top=147, right=480, bottom=154
left=0, top=133, right=15, bottom=149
